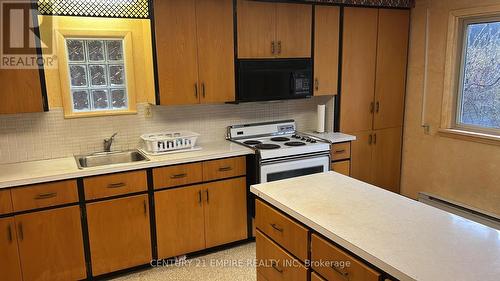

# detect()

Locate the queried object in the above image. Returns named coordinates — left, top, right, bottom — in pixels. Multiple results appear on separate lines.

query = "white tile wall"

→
left=0, top=98, right=327, bottom=164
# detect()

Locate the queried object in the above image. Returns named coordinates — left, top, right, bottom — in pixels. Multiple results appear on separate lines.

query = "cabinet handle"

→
left=198, top=190, right=202, bottom=205
left=270, top=223, right=283, bottom=232
left=376, top=101, right=380, bottom=113
left=271, top=261, right=283, bottom=273
left=34, top=192, right=57, bottom=200
left=143, top=200, right=147, bottom=216
left=202, top=83, right=206, bottom=98
left=277, top=41, right=282, bottom=55
left=107, top=182, right=126, bottom=188
left=18, top=223, right=23, bottom=241
left=218, top=166, right=233, bottom=172
left=271, top=41, right=275, bottom=55
left=334, top=149, right=346, bottom=154
left=373, top=133, right=377, bottom=145
left=314, top=78, right=319, bottom=91
left=205, top=190, right=209, bottom=203
left=331, top=265, right=349, bottom=280
left=370, top=102, right=374, bottom=113
left=194, top=83, right=198, bottom=98
left=368, top=134, right=373, bottom=145
left=7, top=224, right=13, bottom=243
left=170, top=173, right=187, bottom=179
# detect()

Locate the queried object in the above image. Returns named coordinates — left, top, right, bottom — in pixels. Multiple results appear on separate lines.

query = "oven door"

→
left=259, top=154, right=330, bottom=183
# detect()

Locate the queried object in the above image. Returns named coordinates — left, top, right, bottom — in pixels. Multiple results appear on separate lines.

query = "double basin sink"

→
left=75, top=149, right=149, bottom=169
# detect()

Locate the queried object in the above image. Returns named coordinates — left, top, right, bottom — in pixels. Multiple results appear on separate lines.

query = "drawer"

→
left=311, top=272, right=326, bottom=281
left=255, top=200, right=309, bottom=262
left=0, top=189, right=13, bottom=214
left=153, top=162, right=203, bottom=190
left=11, top=180, right=78, bottom=212
left=331, top=160, right=350, bottom=176
left=331, top=142, right=351, bottom=161
left=256, top=230, right=307, bottom=281
left=84, top=170, right=147, bottom=200
left=203, top=156, right=246, bottom=181
left=311, top=234, right=381, bottom=281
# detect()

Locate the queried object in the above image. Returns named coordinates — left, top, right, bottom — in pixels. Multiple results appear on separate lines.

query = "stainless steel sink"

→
left=75, top=150, right=149, bottom=169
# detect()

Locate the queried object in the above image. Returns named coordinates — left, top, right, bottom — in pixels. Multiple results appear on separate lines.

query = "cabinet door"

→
left=331, top=160, right=351, bottom=176
left=16, top=206, right=86, bottom=281
left=314, top=5, right=339, bottom=96
left=276, top=3, right=312, bottom=58
left=371, top=127, right=403, bottom=193
left=154, top=0, right=200, bottom=105
left=237, top=0, right=276, bottom=58
left=196, top=0, right=235, bottom=103
left=373, top=9, right=410, bottom=130
left=340, top=8, right=378, bottom=133
left=87, top=195, right=151, bottom=276
left=350, top=131, right=374, bottom=184
left=0, top=218, right=22, bottom=281
left=155, top=185, right=205, bottom=258
left=204, top=177, right=247, bottom=248
left=0, top=68, right=44, bottom=114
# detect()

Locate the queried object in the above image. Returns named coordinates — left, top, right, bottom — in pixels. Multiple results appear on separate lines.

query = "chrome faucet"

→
left=103, top=132, right=118, bottom=152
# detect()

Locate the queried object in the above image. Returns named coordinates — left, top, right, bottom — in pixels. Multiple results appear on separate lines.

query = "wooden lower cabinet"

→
left=0, top=217, right=23, bottom=281
left=155, top=184, right=206, bottom=259
left=350, top=131, right=373, bottom=184
left=204, top=177, right=247, bottom=248
left=311, top=272, right=326, bottom=281
left=331, top=160, right=351, bottom=176
left=87, top=195, right=152, bottom=276
left=15, top=206, right=86, bottom=281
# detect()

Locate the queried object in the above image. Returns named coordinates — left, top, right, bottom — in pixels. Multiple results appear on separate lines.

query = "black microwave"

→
left=237, top=59, right=312, bottom=102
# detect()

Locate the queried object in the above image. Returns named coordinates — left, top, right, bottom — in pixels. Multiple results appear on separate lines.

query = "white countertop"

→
left=305, top=132, right=356, bottom=143
left=250, top=172, right=500, bottom=281
left=0, top=141, right=254, bottom=189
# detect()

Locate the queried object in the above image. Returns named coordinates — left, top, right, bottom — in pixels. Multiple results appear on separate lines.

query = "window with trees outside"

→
left=456, top=18, right=500, bottom=134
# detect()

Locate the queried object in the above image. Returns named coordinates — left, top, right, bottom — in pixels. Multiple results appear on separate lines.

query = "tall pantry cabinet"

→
left=340, top=8, right=410, bottom=193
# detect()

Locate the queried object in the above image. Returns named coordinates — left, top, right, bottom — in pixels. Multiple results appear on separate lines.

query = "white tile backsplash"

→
left=0, top=98, right=325, bottom=164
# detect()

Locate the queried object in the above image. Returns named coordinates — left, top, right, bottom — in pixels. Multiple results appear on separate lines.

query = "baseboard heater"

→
left=419, top=192, right=500, bottom=230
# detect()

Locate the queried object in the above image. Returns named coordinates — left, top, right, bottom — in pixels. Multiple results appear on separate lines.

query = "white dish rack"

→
left=140, top=131, right=201, bottom=155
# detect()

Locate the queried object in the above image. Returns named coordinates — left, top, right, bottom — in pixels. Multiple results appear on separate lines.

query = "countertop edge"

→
left=250, top=185, right=415, bottom=281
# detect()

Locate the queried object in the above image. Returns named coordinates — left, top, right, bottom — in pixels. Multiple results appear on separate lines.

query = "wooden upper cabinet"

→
left=237, top=0, right=276, bottom=59
left=154, top=0, right=200, bottom=105
left=340, top=8, right=378, bottom=133
left=0, top=69, right=44, bottom=114
left=275, top=3, right=312, bottom=58
left=371, top=127, right=403, bottom=193
left=15, top=206, right=86, bottom=281
left=0, top=217, right=23, bottom=281
left=373, top=9, right=410, bottom=130
left=350, top=131, right=374, bottom=184
left=314, top=5, right=339, bottom=96
left=196, top=0, right=235, bottom=103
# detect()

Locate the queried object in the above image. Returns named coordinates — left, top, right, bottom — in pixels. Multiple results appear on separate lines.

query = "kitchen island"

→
left=251, top=171, right=500, bottom=281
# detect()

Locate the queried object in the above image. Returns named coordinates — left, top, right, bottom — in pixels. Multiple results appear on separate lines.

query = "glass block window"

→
left=457, top=19, right=500, bottom=132
left=66, top=38, right=128, bottom=112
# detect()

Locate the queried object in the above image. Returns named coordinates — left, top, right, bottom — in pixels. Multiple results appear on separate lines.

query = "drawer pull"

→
left=34, top=192, right=57, bottom=200
left=205, top=190, right=210, bottom=203
left=143, top=200, right=147, bottom=216
left=18, top=223, right=23, bottom=241
left=170, top=173, right=187, bottom=179
left=7, top=224, right=13, bottom=243
left=332, top=266, right=349, bottom=280
left=218, top=166, right=233, bottom=172
left=270, top=223, right=284, bottom=232
left=271, top=261, right=283, bottom=273
left=334, top=149, right=346, bottom=154
left=107, top=182, right=126, bottom=189
left=198, top=190, right=202, bottom=205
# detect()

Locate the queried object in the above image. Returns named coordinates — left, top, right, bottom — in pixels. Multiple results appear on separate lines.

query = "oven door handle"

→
left=260, top=152, right=330, bottom=166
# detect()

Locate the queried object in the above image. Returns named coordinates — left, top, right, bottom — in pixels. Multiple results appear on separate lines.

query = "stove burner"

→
left=284, top=141, right=306, bottom=147
left=255, top=143, right=281, bottom=150
left=270, top=137, right=290, bottom=142
left=243, top=140, right=262, bottom=145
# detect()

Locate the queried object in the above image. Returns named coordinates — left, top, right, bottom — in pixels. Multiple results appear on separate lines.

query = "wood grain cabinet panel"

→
left=371, top=127, right=403, bottom=193
left=202, top=156, right=246, bottom=181
left=196, top=0, right=235, bottom=103
left=374, top=9, right=410, bottom=130
left=276, top=3, right=312, bottom=58
left=0, top=69, right=44, bottom=114
left=11, top=180, right=78, bottom=212
left=236, top=0, right=276, bottom=58
left=87, top=195, right=151, bottom=276
left=155, top=185, right=206, bottom=259
left=154, top=0, right=200, bottom=105
left=0, top=189, right=13, bottom=215
left=331, top=160, right=351, bottom=176
left=256, top=230, right=307, bottom=281
left=331, top=142, right=351, bottom=161
left=350, top=131, right=374, bottom=184
left=255, top=199, right=309, bottom=262
left=83, top=170, right=147, bottom=200
left=203, top=177, right=247, bottom=248
left=0, top=217, right=22, bottom=281
left=16, top=206, right=86, bottom=281
left=153, top=162, right=203, bottom=190
left=311, top=234, right=380, bottom=281
left=340, top=8, right=378, bottom=133
left=314, top=5, right=340, bottom=96
left=311, top=272, right=327, bottom=281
